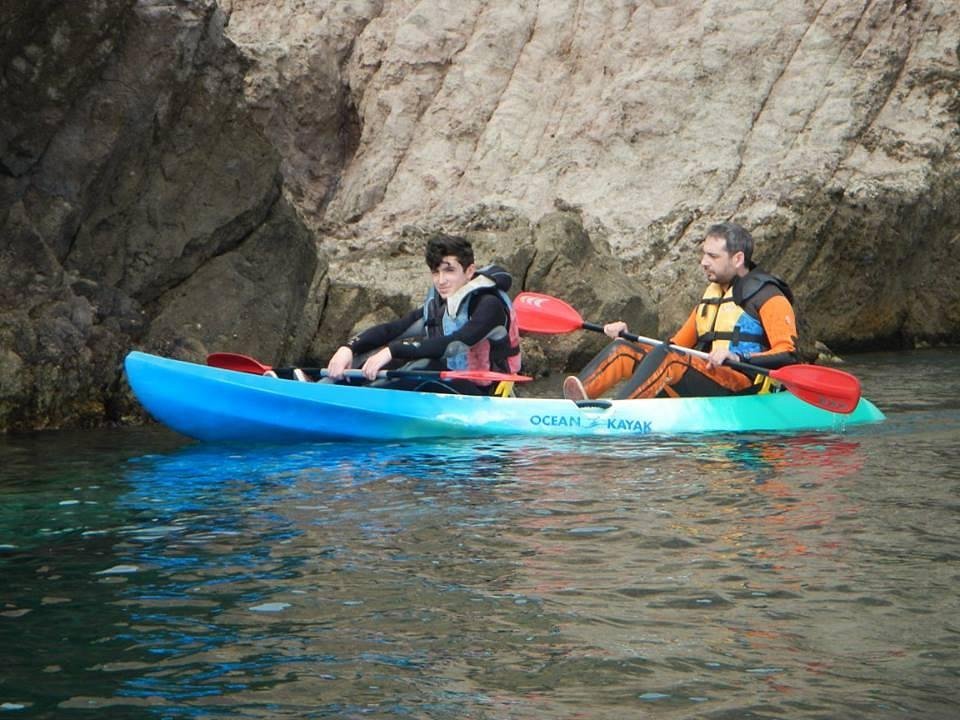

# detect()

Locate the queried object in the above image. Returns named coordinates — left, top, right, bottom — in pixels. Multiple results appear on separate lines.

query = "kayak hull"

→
left=124, top=351, right=885, bottom=443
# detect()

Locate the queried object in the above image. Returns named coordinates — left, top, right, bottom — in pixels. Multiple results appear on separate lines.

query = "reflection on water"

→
left=1, top=350, right=958, bottom=719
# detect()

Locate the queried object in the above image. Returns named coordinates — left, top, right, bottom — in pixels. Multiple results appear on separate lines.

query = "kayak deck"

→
left=124, top=351, right=885, bottom=443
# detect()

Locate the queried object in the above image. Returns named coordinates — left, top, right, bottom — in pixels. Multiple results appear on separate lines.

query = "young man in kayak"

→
left=563, top=222, right=798, bottom=400
left=323, top=234, right=522, bottom=395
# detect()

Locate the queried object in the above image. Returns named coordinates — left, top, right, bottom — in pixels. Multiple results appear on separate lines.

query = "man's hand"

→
left=707, top=347, right=739, bottom=369
left=603, top=321, right=628, bottom=339
left=326, top=346, right=354, bottom=379
left=361, top=347, right=393, bottom=380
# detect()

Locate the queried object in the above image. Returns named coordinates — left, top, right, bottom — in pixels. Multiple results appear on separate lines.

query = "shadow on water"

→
left=1, top=348, right=958, bottom=718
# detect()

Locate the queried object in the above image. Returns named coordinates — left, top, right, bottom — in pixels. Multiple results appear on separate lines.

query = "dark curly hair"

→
left=425, top=234, right=475, bottom=271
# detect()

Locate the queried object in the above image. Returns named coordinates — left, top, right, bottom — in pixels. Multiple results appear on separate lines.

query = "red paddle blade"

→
left=438, top=369, right=532, bottom=383
left=514, top=292, right=585, bottom=334
left=207, top=352, right=273, bottom=375
left=769, top=364, right=862, bottom=414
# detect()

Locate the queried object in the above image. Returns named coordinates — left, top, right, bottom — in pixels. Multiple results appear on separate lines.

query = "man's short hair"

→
left=705, top=222, right=754, bottom=268
left=425, top=234, right=475, bottom=271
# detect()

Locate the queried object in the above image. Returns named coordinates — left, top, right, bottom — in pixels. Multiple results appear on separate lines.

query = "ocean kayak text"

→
left=528, top=414, right=653, bottom=433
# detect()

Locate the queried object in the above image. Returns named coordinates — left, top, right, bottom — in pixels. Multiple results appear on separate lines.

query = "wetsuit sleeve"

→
left=346, top=309, right=423, bottom=356
left=388, top=294, right=507, bottom=360
left=669, top=307, right=699, bottom=348
left=747, top=294, right=799, bottom=368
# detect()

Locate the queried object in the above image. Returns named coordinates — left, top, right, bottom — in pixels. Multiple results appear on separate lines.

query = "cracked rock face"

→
left=2, top=0, right=959, bottom=431
left=1, top=0, right=323, bottom=430
left=226, top=0, right=960, bottom=347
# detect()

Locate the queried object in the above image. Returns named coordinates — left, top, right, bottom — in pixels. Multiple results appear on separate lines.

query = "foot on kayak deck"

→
left=563, top=376, right=588, bottom=401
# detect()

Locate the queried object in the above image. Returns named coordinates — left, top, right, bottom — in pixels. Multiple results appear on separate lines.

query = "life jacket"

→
left=694, top=270, right=793, bottom=393
left=421, top=265, right=522, bottom=385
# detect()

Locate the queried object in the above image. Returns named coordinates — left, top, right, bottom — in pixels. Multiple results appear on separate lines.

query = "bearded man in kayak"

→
left=323, top=234, right=522, bottom=395
left=563, top=222, right=798, bottom=401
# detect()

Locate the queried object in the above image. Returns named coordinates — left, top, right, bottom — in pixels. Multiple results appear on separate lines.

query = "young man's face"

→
left=700, top=235, right=743, bottom=286
left=431, top=255, right=476, bottom=299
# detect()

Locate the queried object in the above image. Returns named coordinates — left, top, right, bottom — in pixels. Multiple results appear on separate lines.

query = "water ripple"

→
left=1, top=350, right=959, bottom=717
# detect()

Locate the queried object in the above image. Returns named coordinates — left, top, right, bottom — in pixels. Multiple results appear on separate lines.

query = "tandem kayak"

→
left=124, top=351, right=885, bottom=443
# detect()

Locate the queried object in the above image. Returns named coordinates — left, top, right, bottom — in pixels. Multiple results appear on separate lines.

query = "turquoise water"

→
left=1, top=349, right=958, bottom=719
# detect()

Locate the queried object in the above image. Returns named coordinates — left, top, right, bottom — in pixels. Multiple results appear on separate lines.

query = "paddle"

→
left=206, top=352, right=532, bottom=384
left=514, top=291, right=862, bottom=414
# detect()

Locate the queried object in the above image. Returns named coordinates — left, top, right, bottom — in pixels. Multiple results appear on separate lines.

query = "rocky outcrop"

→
left=226, top=0, right=960, bottom=347
left=2, top=0, right=959, bottom=431
left=0, top=1, right=322, bottom=430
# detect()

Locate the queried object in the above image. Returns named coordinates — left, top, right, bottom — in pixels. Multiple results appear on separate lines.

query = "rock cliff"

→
left=2, top=0, right=958, bottom=430
left=1, top=1, right=322, bottom=430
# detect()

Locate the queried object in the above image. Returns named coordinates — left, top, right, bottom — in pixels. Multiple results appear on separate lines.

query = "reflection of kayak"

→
left=125, top=351, right=886, bottom=443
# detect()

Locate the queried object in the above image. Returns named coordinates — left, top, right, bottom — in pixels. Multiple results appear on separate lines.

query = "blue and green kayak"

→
left=124, top=351, right=885, bottom=443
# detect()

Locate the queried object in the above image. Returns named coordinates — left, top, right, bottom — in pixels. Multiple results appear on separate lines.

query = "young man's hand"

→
left=361, top=347, right=393, bottom=380
left=326, top=346, right=354, bottom=379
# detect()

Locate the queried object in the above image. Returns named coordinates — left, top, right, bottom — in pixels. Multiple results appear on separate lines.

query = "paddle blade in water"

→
left=207, top=352, right=271, bottom=375
left=769, top=364, right=862, bottom=414
left=514, top=292, right=585, bottom=334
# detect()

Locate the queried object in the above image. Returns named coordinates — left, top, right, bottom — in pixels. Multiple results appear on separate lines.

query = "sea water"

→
left=1, top=349, right=958, bottom=719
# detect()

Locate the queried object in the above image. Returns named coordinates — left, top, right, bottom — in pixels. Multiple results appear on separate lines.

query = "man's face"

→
left=700, top=235, right=743, bottom=285
left=431, top=255, right=475, bottom=299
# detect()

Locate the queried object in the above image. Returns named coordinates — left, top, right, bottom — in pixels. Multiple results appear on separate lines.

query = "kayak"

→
left=124, top=351, right=885, bottom=443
